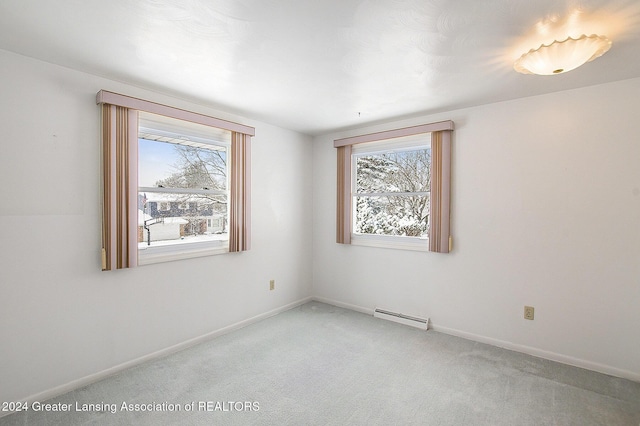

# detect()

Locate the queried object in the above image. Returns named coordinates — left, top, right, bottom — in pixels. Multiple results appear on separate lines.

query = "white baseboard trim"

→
left=312, top=296, right=374, bottom=315
left=311, top=296, right=639, bottom=383
left=5, top=296, right=313, bottom=417
left=431, top=323, right=640, bottom=383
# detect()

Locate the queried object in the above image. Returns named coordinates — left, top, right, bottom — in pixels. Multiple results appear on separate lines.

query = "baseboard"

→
left=312, top=296, right=374, bottom=315
left=311, top=296, right=639, bottom=383
left=4, top=296, right=313, bottom=418
left=430, top=323, right=640, bottom=383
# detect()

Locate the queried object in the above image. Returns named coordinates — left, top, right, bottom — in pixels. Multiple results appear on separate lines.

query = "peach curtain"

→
left=428, top=130, right=452, bottom=253
left=336, top=145, right=352, bottom=244
left=101, top=104, right=138, bottom=270
left=229, top=132, right=252, bottom=252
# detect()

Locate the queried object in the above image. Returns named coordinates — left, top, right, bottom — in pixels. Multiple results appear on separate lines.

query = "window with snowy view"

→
left=353, top=138, right=431, bottom=241
left=137, top=112, right=231, bottom=260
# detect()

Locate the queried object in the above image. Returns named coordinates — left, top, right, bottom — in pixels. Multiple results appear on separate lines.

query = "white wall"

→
left=312, top=77, right=640, bottom=380
left=0, top=50, right=313, bottom=403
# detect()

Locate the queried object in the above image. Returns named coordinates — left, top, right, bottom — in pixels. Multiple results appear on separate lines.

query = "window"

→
left=352, top=135, right=431, bottom=249
left=137, top=112, right=231, bottom=263
left=335, top=121, right=453, bottom=252
left=98, top=90, right=254, bottom=270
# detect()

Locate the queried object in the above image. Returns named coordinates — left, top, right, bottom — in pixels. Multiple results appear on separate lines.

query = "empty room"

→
left=1, top=0, right=639, bottom=425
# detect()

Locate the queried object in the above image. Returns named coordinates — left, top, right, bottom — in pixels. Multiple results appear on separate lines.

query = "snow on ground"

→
left=138, top=233, right=227, bottom=249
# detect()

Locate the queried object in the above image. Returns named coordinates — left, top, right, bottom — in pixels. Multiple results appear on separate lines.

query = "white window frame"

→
left=350, top=133, right=431, bottom=252
left=137, top=112, right=231, bottom=265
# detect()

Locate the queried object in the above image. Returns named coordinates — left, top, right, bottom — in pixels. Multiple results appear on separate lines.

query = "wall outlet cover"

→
left=524, top=306, right=535, bottom=320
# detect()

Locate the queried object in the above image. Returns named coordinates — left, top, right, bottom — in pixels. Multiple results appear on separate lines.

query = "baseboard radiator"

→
left=373, top=308, right=429, bottom=331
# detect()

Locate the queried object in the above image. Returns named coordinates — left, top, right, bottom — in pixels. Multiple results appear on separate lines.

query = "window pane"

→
left=356, top=148, right=431, bottom=194
left=354, top=195, right=429, bottom=237
left=138, top=138, right=227, bottom=190
left=138, top=191, right=227, bottom=248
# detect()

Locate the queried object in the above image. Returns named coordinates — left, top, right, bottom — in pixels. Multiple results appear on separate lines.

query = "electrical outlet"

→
left=524, top=306, right=535, bottom=320
left=269, top=279, right=275, bottom=291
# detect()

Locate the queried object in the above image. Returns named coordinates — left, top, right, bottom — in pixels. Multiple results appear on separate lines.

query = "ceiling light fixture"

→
left=514, top=34, right=612, bottom=75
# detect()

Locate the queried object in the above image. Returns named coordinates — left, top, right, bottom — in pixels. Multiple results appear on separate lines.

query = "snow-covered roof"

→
left=163, top=217, right=189, bottom=224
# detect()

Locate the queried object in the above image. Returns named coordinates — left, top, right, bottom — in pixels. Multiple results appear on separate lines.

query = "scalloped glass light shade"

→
left=514, top=34, right=612, bottom=75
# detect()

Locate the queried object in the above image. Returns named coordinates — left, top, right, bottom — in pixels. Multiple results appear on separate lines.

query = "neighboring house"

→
left=138, top=193, right=226, bottom=243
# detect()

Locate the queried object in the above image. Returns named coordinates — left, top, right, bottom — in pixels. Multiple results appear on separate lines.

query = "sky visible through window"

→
left=138, top=138, right=180, bottom=187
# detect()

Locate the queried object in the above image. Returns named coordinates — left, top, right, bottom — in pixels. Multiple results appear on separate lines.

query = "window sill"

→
left=350, top=234, right=429, bottom=252
left=138, top=240, right=229, bottom=265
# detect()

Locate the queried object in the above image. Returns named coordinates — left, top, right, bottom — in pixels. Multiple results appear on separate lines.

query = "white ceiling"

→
left=2, top=0, right=640, bottom=135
